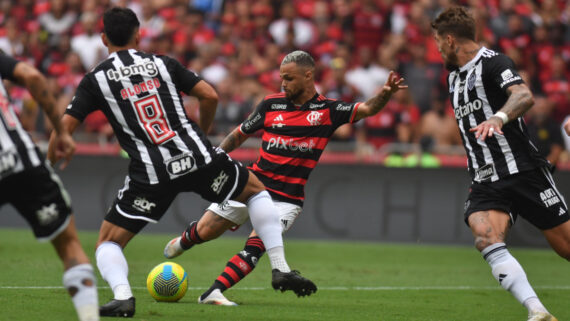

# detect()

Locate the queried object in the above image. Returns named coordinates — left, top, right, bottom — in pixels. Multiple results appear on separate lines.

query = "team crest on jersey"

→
left=306, top=111, right=323, bottom=126
left=467, top=72, right=476, bottom=91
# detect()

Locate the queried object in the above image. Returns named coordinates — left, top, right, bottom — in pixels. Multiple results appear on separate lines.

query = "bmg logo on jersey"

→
left=132, top=197, right=156, bottom=213
left=165, top=153, right=196, bottom=176
left=107, top=60, right=158, bottom=81
left=454, top=99, right=482, bottom=120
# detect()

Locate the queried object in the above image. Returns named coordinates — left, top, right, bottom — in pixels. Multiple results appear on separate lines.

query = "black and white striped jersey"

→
left=66, top=49, right=216, bottom=185
left=447, top=47, right=548, bottom=183
left=0, top=54, right=44, bottom=179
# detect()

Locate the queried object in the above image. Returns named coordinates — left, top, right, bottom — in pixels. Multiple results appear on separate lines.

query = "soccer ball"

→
left=146, top=262, right=188, bottom=302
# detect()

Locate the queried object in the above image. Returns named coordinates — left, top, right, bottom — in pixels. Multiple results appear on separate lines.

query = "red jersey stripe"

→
left=261, top=152, right=318, bottom=168
left=252, top=163, right=308, bottom=185
left=265, top=186, right=305, bottom=200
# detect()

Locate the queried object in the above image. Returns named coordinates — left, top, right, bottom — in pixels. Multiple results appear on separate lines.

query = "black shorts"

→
left=106, top=151, right=249, bottom=233
left=0, top=163, right=72, bottom=241
left=464, top=167, right=569, bottom=230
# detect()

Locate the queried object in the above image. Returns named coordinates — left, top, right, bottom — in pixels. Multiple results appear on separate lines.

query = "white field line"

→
left=1, top=285, right=569, bottom=290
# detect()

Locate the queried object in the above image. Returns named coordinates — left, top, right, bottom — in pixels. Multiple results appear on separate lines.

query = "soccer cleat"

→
left=527, top=311, right=558, bottom=321
left=99, top=297, right=135, bottom=317
left=198, top=289, right=238, bottom=306
left=271, top=269, right=317, bottom=297
left=164, top=236, right=185, bottom=259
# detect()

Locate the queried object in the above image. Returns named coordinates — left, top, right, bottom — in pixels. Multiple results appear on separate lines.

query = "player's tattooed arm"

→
left=219, top=127, right=248, bottom=153
left=470, top=84, right=533, bottom=140
left=498, top=84, right=534, bottom=121
left=354, top=71, right=407, bottom=121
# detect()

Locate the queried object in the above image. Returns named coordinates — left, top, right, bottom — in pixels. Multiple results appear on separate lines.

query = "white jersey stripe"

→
left=95, top=69, right=159, bottom=184
left=153, top=56, right=212, bottom=164
left=453, top=73, right=479, bottom=172
left=474, top=62, right=518, bottom=176
left=113, top=53, right=175, bottom=179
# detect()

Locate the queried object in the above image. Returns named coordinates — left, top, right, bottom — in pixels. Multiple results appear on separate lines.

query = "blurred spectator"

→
left=399, top=41, right=443, bottom=114
left=137, top=0, right=165, bottom=51
left=355, top=90, right=420, bottom=154
left=352, top=0, right=386, bottom=52
left=526, top=96, right=565, bottom=165
left=417, top=99, right=462, bottom=149
left=209, top=77, right=251, bottom=138
left=321, top=57, right=360, bottom=102
left=71, top=11, right=107, bottom=70
left=269, top=2, right=316, bottom=50
left=541, top=54, right=570, bottom=123
left=39, top=0, right=77, bottom=47
left=345, top=46, right=389, bottom=101
left=0, top=18, right=25, bottom=57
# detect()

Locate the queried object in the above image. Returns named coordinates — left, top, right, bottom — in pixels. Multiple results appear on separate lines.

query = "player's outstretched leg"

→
left=52, top=216, right=99, bottom=321
left=199, top=236, right=266, bottom=305
left=164, top=221, right=204, bottom=258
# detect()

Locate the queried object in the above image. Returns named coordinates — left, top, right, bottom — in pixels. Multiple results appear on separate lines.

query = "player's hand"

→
left=564, top=118, right=570, bottom=136
left=469, top=116, right=504, bottom=141
left=51, top=131, right=76, bottom=169
left=383, top=71, right=408, bottom=94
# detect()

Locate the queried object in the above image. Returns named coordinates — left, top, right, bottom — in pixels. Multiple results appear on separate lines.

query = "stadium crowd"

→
left=1, top=0, right=570, bottom=164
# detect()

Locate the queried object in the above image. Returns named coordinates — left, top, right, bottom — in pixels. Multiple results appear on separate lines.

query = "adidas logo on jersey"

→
left=274, top=115, right=284, bottom=122
left=272, top=114, right=285, bottom=128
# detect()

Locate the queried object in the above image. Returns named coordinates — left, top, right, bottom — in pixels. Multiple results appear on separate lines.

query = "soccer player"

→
left=0, top=53, right=99, bottom=321
left=48, top=7, right=315, bottom=318
left=164, top=50, right=407, bottom=305
left=431, top=7, right=569, bottom=321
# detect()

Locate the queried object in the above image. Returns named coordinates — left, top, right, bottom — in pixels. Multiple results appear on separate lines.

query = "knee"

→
left=472, top=227, right=505, bottom=252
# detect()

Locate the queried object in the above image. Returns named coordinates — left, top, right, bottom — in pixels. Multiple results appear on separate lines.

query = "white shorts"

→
left=207, top=200, right=302, bottom=233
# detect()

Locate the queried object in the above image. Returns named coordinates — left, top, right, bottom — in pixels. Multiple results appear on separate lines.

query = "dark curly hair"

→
left=431, top=7, right=476, bottom=41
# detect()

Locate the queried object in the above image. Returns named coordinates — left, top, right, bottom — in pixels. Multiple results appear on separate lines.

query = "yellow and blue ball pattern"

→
left=146, top=262, right=188, bottom=302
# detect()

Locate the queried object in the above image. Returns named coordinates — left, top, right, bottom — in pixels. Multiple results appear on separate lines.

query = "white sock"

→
left=267, top=246, right=290, bottom=272
left=96, top=241, right=133, bottom=300
left=63, top=264, right=99, bottom=321
left=482, top=243, right=547, bottom=314
left=247, top=191, right=290, bottom=272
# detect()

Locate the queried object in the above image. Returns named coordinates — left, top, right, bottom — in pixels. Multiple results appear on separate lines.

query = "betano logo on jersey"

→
left=107, top=60, right=159, bottom=82
left=454, top=99, right=482, bottom=120
left=267, top=136, right=316, bottom=153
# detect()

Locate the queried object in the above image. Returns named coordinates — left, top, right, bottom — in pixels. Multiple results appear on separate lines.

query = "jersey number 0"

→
left=133, top=94, right=176, bottom=144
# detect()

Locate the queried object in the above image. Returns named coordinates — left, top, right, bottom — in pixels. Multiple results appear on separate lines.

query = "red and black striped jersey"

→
left=238, top=92, right=361, bottom=206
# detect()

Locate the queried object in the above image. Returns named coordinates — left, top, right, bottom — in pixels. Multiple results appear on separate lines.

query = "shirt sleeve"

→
left=239, top=100, right=267, bottom=135
left=0, top=53, right=20, bottom=82
left=162, top=55, right=202, bottom=94
left=330, top=100, right=361, bottom=127
left=485, top=54, right=524, bottom=93
left=64, top=75, right=99, bottom=122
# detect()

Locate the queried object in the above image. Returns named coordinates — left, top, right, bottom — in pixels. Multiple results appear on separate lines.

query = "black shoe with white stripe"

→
left=99, top=297, right=135, bottom=317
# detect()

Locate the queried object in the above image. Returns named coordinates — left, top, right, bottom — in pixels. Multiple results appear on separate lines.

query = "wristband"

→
left=494, top=111, right=509, bottom=125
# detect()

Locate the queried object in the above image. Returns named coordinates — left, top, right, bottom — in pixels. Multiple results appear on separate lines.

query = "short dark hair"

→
left=431, top=6, right=476, bottom=41
left=103, top=7, right=140, bottom=46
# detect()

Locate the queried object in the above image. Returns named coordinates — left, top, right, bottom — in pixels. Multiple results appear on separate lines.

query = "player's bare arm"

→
left=13, top=61, right=77, bottom=169
left=189, top=80, right=218, bottom=134
left=47, top=115, right=81, bottom=169
left=470, top=84, right=533, bottom=140
left=353, top=71, right=407, bottom=122
left=219, top=126, right=248, bottom=153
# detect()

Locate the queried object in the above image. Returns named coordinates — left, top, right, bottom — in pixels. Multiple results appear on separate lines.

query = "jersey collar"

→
left=459, top=46, right=486, bottom=72
left=295, top=93, right=320, bottom=109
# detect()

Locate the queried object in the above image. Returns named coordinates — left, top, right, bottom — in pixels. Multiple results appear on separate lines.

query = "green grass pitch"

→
left=0, top=228, right=568, bottom=321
